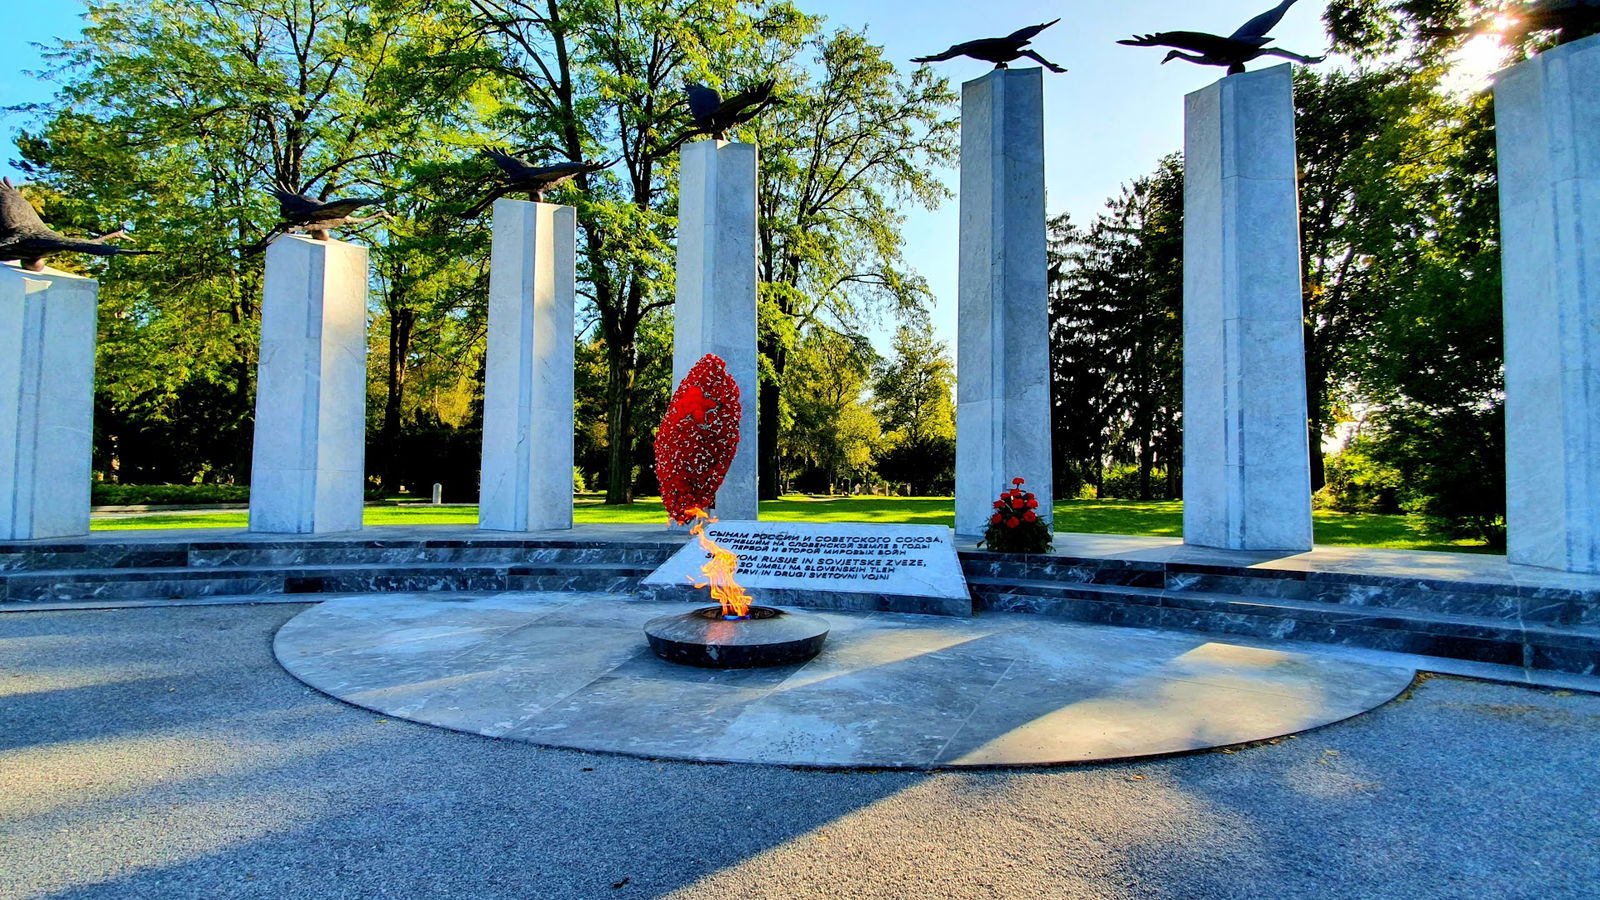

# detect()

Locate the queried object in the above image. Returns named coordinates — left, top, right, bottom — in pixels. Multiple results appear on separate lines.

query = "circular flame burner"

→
left=644, top=605, right=829, bottom=669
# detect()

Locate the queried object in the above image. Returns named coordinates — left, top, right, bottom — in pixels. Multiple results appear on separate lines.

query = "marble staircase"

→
left=963, top=552, right=1600, bottom=676
left=0, top=537, right=680, bottom=606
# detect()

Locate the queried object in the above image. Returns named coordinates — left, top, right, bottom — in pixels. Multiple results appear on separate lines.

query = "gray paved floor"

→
left=3, top=604, right=1598, bottom=900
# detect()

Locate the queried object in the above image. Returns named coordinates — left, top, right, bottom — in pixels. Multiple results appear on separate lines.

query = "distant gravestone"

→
left=642, top=522, right=971, bottom=617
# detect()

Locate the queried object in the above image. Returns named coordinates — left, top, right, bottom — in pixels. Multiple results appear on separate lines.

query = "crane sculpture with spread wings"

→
left=912, top=20, right=1067, bottom=72
left=467, top=150, right=614, bottom=216
left=268, top=186, right=388, bottom=242
left=1119, top=0, right=1326, bottom=75
left=0, top=178, right=146, bottom=272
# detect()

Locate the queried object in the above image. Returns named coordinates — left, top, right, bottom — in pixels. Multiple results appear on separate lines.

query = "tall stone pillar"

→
left=249, top=236, right=368, bottom=534
left=480, top=199, right=577, bottom=532
left=1496, top=33, right=1600, bottom=573
left=674, top=139, right=759, bottom=521
left=955, top=67, right=1053, bottom=538
left=1182, top=64, right=1313, bottom=552
left=0, top=264, right=96, bottom=540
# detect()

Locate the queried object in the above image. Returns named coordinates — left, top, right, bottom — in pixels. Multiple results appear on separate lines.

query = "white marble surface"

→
left=480, top=200, right=576, bottom=532
left=674, top=140, right=760, bottom=521
left=274, top=592, right=1414, bottom=769
left=1496, top=33, right=1600, bottom=574
left=0, top=264, right=96, bottom=540
left=955, top=68, right=1054, bottom=538
left=1182, top=65, right=1313, bottom=552
left=642, top=521, right=968, bottom=600
left=248, top=236, right=368, bottom=534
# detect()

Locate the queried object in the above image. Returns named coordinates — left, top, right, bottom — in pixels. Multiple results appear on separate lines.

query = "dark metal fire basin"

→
left=643, top=606, right=829, bottom=669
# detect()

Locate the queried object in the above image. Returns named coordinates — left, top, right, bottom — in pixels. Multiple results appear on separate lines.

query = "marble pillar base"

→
left=954, top=67, right=1054, bottom=537
left=1495, top=33, right=1600, bottom=573
left=1181, top=65, right=1313, bottom=552
left=674, top=140, right=760, bottom=521
left=248, top=236, right=369, bottom=535
left=0, top=264, right=96, bottom=540
left=480, top=199, right=577, bottom=532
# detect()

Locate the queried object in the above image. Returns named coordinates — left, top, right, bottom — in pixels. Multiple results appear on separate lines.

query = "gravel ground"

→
left=2, top=604, right=1597, bottom=900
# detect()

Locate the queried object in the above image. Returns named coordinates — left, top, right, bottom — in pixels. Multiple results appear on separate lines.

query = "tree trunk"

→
left=1304, top=319, right=1327, bottom=492
left=603, top=337, right=638, bottom=505
left=758, top=337, right=785, bottom=501
left=381, top=306, right=414, bottom=494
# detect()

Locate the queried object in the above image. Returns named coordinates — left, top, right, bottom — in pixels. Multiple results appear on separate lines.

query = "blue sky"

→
left=1, top=1, right=1336, bottom=354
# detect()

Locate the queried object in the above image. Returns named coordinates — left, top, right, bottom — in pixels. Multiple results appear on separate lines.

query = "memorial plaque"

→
left=642, top=522, right=971, bottom=617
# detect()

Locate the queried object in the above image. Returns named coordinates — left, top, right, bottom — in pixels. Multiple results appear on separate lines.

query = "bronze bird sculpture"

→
left=0, top=178, right=145, bottom=273
left=1119, top=0, right=1326, bottom=75
left=685, top=81, right=781, bottom=141
left=912, top=20, right=1067, bottom=72
left=1446, top=0, right=1600, bottom=47
left=468, top=150, right=613, bottom=215
left=269, top=186, right=388, bottom=242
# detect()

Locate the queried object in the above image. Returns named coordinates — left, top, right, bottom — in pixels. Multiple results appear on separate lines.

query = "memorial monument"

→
left=668, top=82, right=777, bottom=522
left=915, top=23, right=1058, bottom=537
left=0, top=179, right=143, bottom=540
left=1124, top=5, right=1323, bottom=552
left=475, top=150, right=607, bottom=532
left=248, top=186, right=375, bottom=534
left=1494, top=25, right=1600, bottom=572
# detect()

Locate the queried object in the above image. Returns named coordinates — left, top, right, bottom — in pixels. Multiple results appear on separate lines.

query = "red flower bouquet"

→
left=655, top=354, right=742, bottom=524
left=979, top=477, right=1053, bottom=554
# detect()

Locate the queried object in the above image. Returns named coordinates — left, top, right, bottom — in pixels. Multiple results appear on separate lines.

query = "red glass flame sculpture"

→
left=655, top=354, right=742, bottom=526
left=644, top=354, right=829, bottom=667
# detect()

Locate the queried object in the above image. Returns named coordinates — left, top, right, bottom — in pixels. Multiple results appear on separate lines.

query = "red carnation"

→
left=1024, top=510, right=1038, bottom=523
left=1011, top=498, right=1024, bottom=509
left=1027, top=498, right=1039, bottom=509
left=993, top=500, right=1004, bottom=509
left=1012, top=478, right=1025, bottom=486
left=991, top=513, right=1002, bottom=525
left=1006, top=517, right=1020, bottom=528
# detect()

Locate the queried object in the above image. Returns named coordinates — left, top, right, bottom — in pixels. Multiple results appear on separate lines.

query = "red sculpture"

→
left=655, top=355, right=742, bottom=524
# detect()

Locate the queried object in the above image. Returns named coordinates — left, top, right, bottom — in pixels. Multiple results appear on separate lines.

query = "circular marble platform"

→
left=274, top=593, right=1416, bottom=769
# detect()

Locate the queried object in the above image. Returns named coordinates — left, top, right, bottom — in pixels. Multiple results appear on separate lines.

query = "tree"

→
left=780, top=328, right=879, bottom=493
left=17, top=0, right=485, bottom=483
left=751, top=28, right=957, bottom=500
left=871, top=319, right=955, bottom=496
left=469, top=0, right=813, bottom=504
left=1047, top=160, right=1182, bottom=501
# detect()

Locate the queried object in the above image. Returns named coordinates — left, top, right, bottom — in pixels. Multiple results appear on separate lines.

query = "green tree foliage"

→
left=1325, top=0, right=1596, bottom=61
left=780, top=328, right=879, bottom=493
left=468, top=0, right=814, bottom=503
left=1047, top=157, right=1182, bottom=502
left=870, top=319, right=955, bottom=496
left=18, top=0, right=489, bottom=486
left=751, top=28, right=957, bottom=499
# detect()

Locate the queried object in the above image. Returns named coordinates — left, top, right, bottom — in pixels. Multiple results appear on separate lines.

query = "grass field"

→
left=89, top=495, right=1494, bottom=553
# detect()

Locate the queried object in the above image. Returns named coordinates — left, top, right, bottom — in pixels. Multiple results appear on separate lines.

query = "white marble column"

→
left=1182, top=64, right=1313, bottom=552
left=480, top=199, right=577, bottom=532
left=1496, top=33, right=1600, bottom=573
left=248, top=236, right=368, bottom=534
left=674, top=139, right=759, bottom=521
left=0, top=264, right=96, bottom=540
left=954, top=67, right=1053, bottom=538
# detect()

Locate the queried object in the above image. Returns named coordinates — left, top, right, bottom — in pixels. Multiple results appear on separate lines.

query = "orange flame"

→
left=684, top=507, right=753, bottom=619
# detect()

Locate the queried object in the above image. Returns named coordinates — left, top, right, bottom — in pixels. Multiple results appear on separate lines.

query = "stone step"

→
left=967, top=576, right=1600, bottom=677
left=0, top=561, right=656, bottom=604
left=960, top=554, right=1590, bottom=627
left=0, top=541, right=678, bottom=573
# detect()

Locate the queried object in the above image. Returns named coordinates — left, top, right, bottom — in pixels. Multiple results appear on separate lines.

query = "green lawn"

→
left=89, top=495, right=1494, bottom=553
